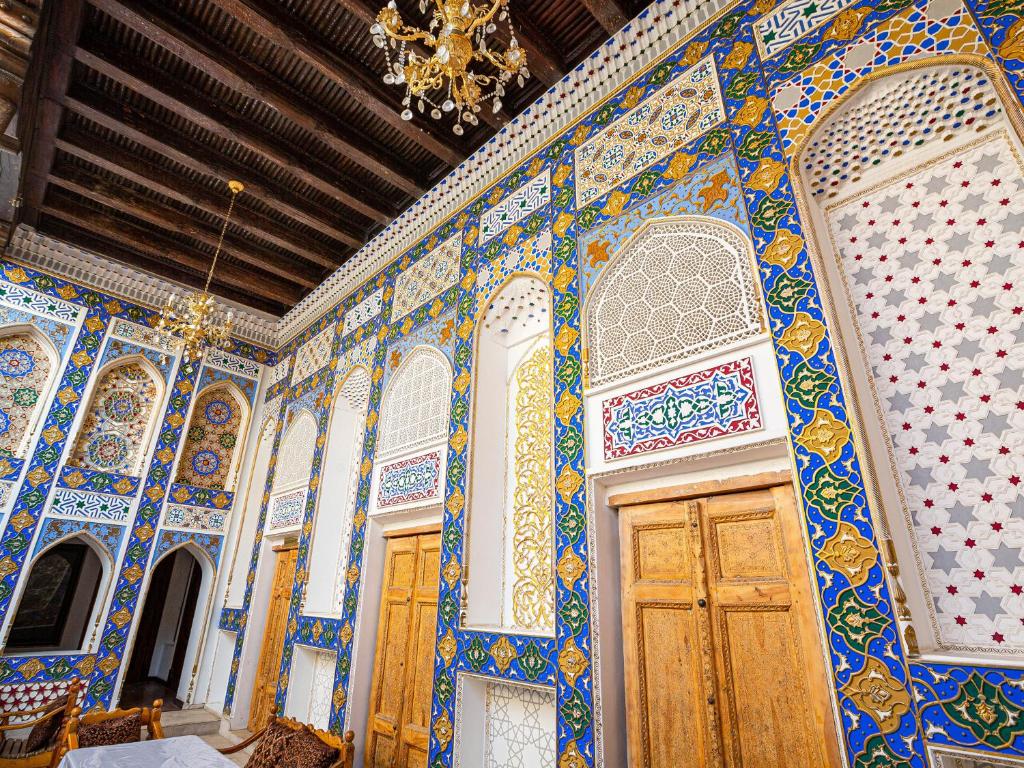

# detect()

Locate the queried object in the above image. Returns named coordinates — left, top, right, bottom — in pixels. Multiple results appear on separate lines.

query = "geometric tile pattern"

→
left=383, top=308, right=456, bottom=390
left=574, top=57, right=723, bottom=207
left=205, top=348, right=261, bottom=379
left=268, top=488, right=306, bottom=531
left=0, top=282, right=80, bottom=323
left=32, top=517, right=124, bottom=560
left=392, top=235, right=462, bottom=319
left=378, top=347, right=452, bottom=460
left=175, top=385, right=246, bottom=491
left=827, top=134, right=1024, bottom=653
left=377, top=451, right=441, bottom=508
left=576, top=152, right=748, bottom=301
left=755, top=0, right=859, bottom=58
left=49, top=487, right=133, bottom=522
left=0, top=306, right=73, bottom=356
left=483, top=683, right=556, bottom=768
left=602, top=356, right=763, bottom=460
left=292, top=326, right=335, bottom=384
left=480, top=173, right=552, bottom=245
left=0, top=332, right=54, bottom=460
left=342, top=287, right=384, bottom=337
left=165, top=503, right=227, bottom=532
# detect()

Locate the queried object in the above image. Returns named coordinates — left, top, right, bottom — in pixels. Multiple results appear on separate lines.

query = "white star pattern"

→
left=828, top=135, right=1024, bottom=651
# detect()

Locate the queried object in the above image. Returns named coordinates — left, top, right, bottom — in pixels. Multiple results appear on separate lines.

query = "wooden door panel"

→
left=367, top=531, right=441, bottom=768
left=620, top=503, right=713, bottom=768
left=716, top=607, right=819, bottom=768
left=249, top=547, right=297, bottom=732
left=619, top=486, right=841, bottom=768
left=398, top=533, right=440, bottom=768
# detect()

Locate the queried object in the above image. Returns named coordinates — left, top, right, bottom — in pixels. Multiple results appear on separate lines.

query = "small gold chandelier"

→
left=157, top=180, right=240, bottom=362
left=371, top=0, right=529, bottom=135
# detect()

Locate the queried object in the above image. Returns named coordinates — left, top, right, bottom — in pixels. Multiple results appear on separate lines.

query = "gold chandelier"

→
left=157, top=180, right=240, bottom=362
left=371, top=0, right=529, bottom=135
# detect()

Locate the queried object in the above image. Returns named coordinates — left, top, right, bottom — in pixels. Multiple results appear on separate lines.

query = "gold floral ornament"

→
left=433, top=711, right=454, bottom=750
left=824, top=6, right=871, bottom=42
left=779, top=312, right=826, bottom=358
left=489, top=635, right=518, bottom=672
left=818, top=521, right=877, bottom=587
left=840, top=657, right=910, bottom=734
left=763, top=228, right=804, bottom=270
left=371, top=0, right=529, bottom=136
left=796, top=409, right=850, bottom=463
left=559, top=741, right=587, bottom=768
left=1001, top=18, right=1024, bottom=60
left=559, top=637, right=588, bottom=686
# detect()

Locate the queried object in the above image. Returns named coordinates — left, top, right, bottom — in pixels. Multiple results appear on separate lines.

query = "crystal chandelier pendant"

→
left=372, top=0, right=529, bottom=134
left=157, top=180, right=241, bottom=363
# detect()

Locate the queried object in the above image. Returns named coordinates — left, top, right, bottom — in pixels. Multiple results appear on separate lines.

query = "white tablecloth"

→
left=58, top=734, right=238, bottom=768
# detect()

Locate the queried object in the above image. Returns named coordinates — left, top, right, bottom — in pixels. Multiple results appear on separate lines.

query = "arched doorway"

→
left=5, top=538, right=105, bottom=652
left=120, top=548, right=203, bottom=710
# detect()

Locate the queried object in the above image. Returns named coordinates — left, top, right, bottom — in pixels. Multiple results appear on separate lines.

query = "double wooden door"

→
left=365, top=530, right=441, bottom=768
left=249, top=545, right=298, bottom=733
left=619, top=484, right=841, bottom=768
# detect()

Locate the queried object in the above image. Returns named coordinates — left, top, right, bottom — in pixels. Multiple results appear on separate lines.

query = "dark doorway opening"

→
left=120, top=549, right=202, bottom=710
left=5, top=540, right=103, bottom=652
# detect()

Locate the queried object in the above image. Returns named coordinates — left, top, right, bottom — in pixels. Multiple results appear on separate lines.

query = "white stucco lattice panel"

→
left=484, top=683, right=556, bottom=768
left=828, top=134, right=1024, bottom=652
left=585, top=218, right=761, bottom=389
left=378, top=347, right=452, bottom=459
left=273, top=409, right=318, bottom=492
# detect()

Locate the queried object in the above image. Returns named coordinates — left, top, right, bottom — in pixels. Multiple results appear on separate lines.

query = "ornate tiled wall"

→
left=0, top=262, right=271, bottom=709
left=205, top=2, right=1024, bottom=767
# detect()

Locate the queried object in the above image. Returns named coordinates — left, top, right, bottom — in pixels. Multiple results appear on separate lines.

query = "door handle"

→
left=697, top=598, right=707, bottom=608
left=707, top=695, right=715, bottom=705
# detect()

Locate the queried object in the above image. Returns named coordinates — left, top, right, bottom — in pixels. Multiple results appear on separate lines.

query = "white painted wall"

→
left=149, top=551, right=195, bottom=680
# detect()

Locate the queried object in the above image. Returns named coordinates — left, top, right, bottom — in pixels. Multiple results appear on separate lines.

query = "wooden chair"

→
left=61, top=699, right=164, bottom=753
left=0, top=679, right=80, bottom=768
left=218, top=715, right=354, bottom=768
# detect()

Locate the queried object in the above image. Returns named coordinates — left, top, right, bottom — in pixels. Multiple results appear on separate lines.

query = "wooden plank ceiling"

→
left=16, top=0, right=646, bottom=316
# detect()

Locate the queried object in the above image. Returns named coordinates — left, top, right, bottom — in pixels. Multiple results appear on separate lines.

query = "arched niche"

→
left=0, top=325, right=59, bottom=462
left=305, top=366, right=371, bottom=617
left=793, top=56, right=1024, bottom=658
left=266, top=409, right=317, bottom=533
left=466, top=274, right=555, bottom=634
left=377, top=346, right=452, bottom=461
left=224, top=415, right=277, bottom=608
left=4, top=533, right=110, bottom=653
left=68, top=356, right=164, bottom=477
left=582, top=215, right=763, bottom=391
left=175, top=381, right=251, bottom=491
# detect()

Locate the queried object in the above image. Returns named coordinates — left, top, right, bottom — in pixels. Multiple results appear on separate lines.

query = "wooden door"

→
left=248, top=546, right=298, bottom=732
left=619, top=485, right=841, bottom=768
left=365, top=531, right=441, bottom=768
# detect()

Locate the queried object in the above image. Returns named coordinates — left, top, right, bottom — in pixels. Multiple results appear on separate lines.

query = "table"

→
left=58, top=734, right=238, bottom=768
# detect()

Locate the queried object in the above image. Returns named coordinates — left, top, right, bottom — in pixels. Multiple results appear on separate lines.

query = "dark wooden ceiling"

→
left=15, top=0, right=646, bottom=315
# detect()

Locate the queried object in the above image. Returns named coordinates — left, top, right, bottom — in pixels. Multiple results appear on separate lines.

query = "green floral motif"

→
left=12, top=388, right=37, bottom=407
left=67, top=369, right=87, bottom=387
left=439, top=593, right=458, bottom=626
left=853, top=734, right=914, bottom=768
left=465, top=636, right=488, bottom=672
left=557, top=426, right=584, bottom=460
left=737, top=131, right=773, bottom=162
left=454, top=345, right=470, bottom=368
left=188, top=425, right=206, bottom=442
left=724, top=71, right=758, bottom=100
left=554, top=237, right=575, bottom=263
left=750, top=195, right=790, bottom=231
left=219, top=433, right=237, bottom=450
left=559, top=687, right=592, bottom=738
left=451, top=399, right=468, bottom=424
left=805, top=464, right=860, bottom=522
left=442, top=523, right=461, bottom=554
left=577, top=205, right=599, bottom=232
left=647, top=61, right=675, bottom=88
left=876, top=0, right=914, bottom=12
left=985, top=0, right=1024, bottom=15
left=518, top=642, right=547, bottom=682
left=784, top=360, right=835, bottom=410
left=554, top=187, right=573, bottom=209
left=21, top=488, right=44, bottom=507
left=559, top=504, right=586, bottom=544
left=592, top=103, right=616, bottom=127
left=701, top=127, right=731, bottom=157
left=447, top=457, right=465, bottom=485
left=630, top=170, right=660, bottom=199
left=88, top=679, right=112, bottom=700
left=36, top=446, right=59, bottom=465
left=558, top=592, right=589, bottom=636
left=936, top=672, right=1024, bottom=749
left=556, top=358, right=582, bottom=388
left=435, top=670, right=454, bottom=702
left=555, top=294, right=579, bottom=323
left=766, top=274, right=811, bottom=313
left=53, top=406, right=73, bottom=426
left=780, top=42, right=822, bottom=74
left=828, top=589, right=888, bottom=655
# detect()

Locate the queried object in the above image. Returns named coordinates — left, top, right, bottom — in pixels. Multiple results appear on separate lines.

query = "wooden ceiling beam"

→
left=75, top=43, right=397, bottom=226
left=578, top=0, right=629, bottom=35
left=39, top=219, right=287, bottom=315
left=54, top=127, right=341, bottom=271
left=17, top=0, right=85, bottom=227
left=41, top=193, right=305, bottom=306
left=48, top=163, right=322, bottom=290
left=63, top=86, right=365, bottom=251
left=86, top=0, right=464, bottom=169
